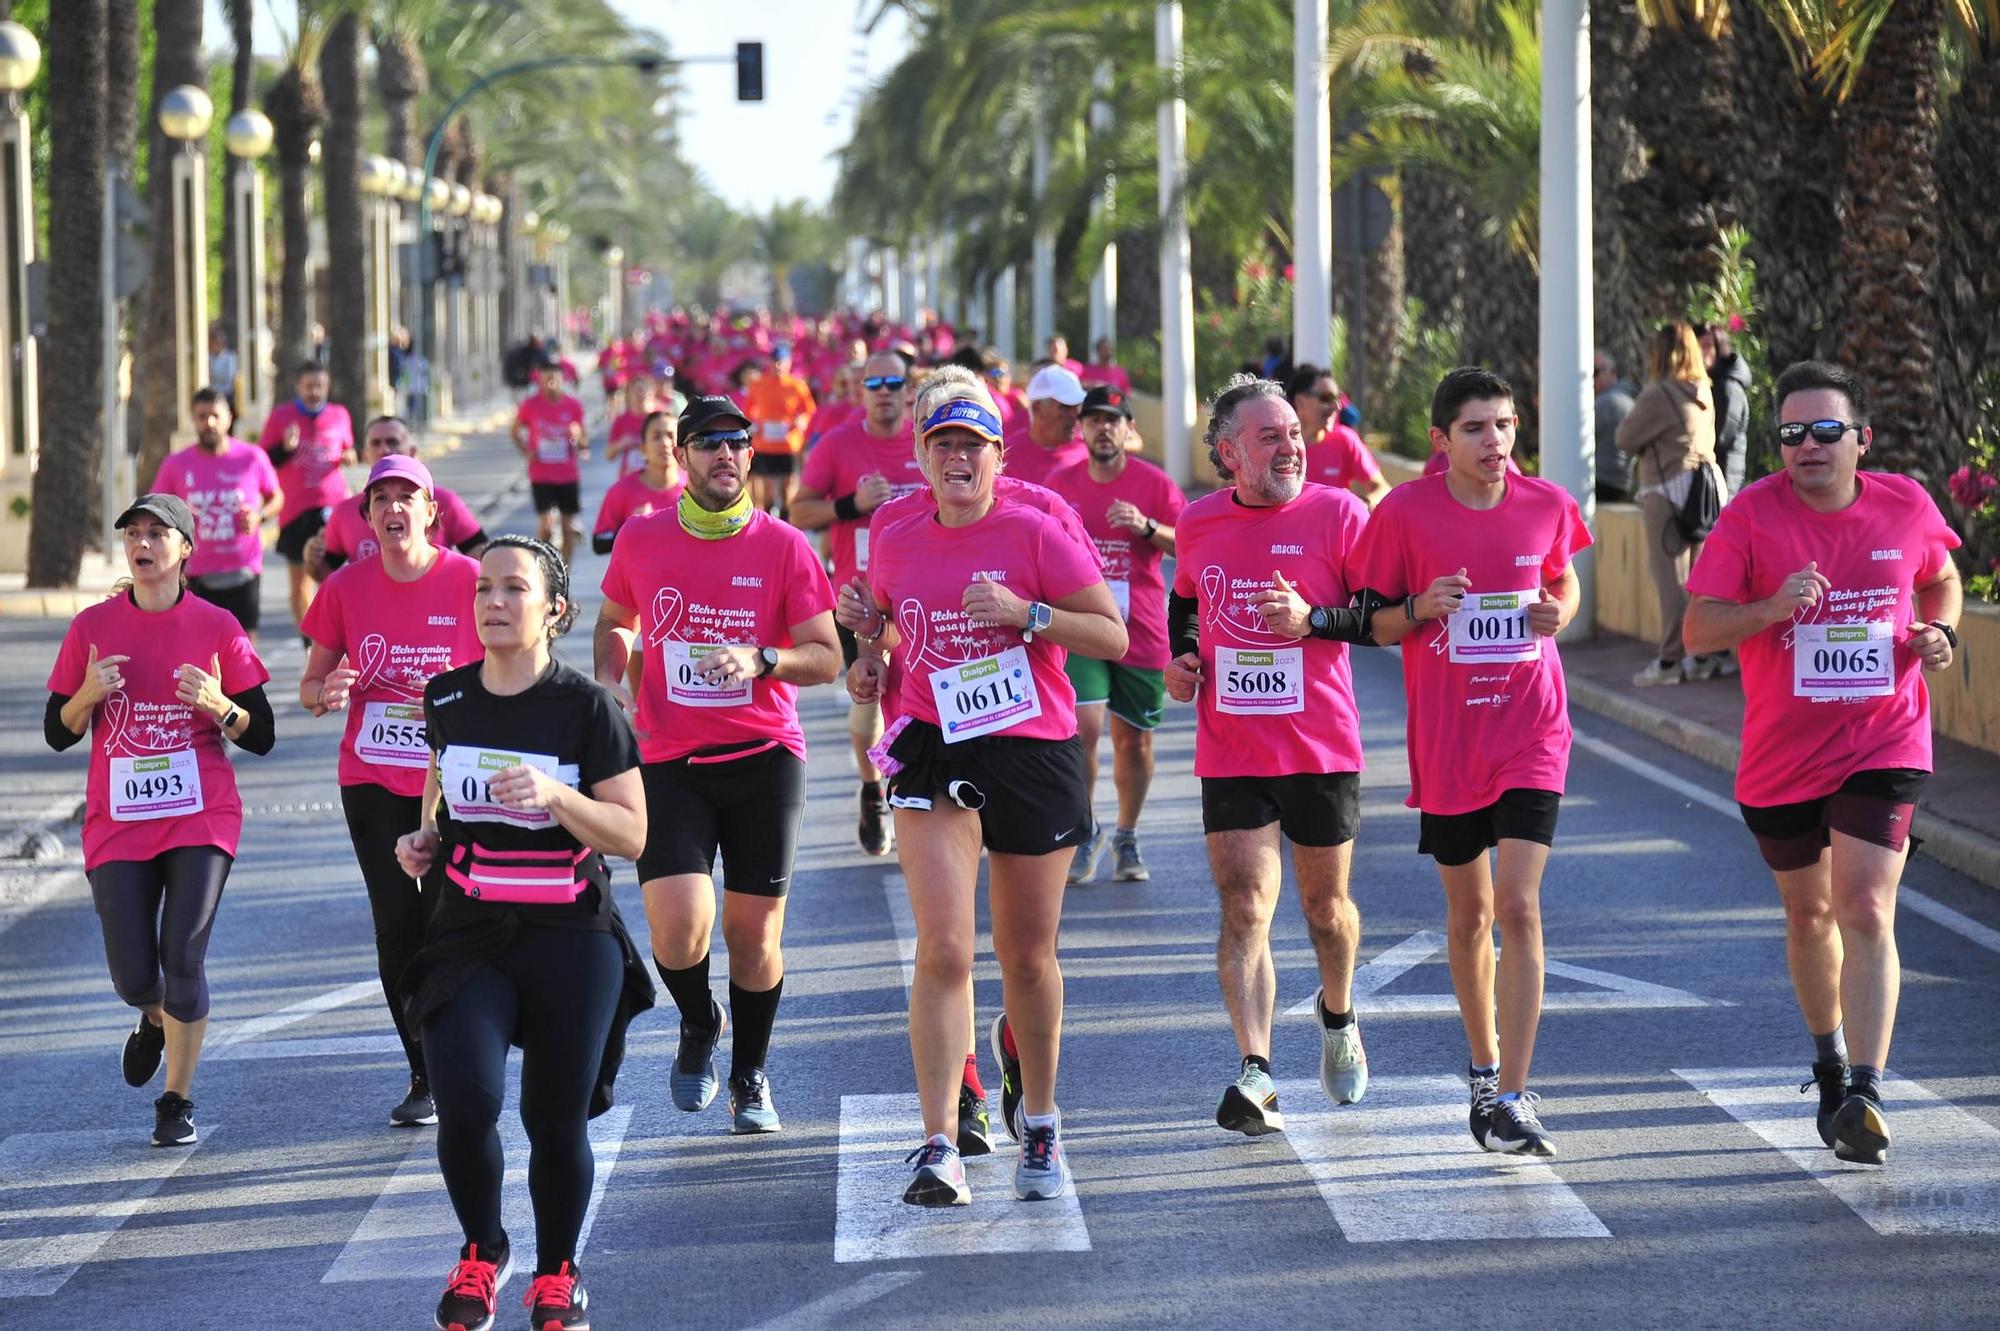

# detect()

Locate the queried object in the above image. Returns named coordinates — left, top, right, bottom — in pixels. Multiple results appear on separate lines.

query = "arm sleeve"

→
left=44, top=693, right=84, bottom=752
left=1308, top=603, right=1376, bottom=644
left=591, top=532, right=617, bottom=556
left=1168, top=591, right=1199, bottom=660
left=226, top=684, right=276, bottom=755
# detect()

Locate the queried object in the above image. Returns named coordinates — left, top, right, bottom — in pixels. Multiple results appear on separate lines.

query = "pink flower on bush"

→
left=1948, top=465, right=1998, bottom=511
left=1243, top=260, right=1269, bottom=281
left=1282, top=265, right=1296, bottom=282
left=1727, top=314, right=1747, bottom=333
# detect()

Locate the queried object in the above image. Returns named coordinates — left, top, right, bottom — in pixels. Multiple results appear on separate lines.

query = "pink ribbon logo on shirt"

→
left=1200, top=562, right=1286, bottom=647
left=645, top=588, right=685, bottom=646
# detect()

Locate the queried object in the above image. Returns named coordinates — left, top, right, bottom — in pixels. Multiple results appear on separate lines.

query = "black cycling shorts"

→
left=882, top=720, right=1090, bottom=857
left=1418, top=788, right=1562, bottom=867
left=188, top=572, right=262, bottom=632
left=530, top=481, right=582, bottom=517
left=637, top=743, right=806, bottom=896
left=275, top=507, right=328, bottom=564
left=749, top=452, right=799, bottom=478
left=1739, top=767, right=1928, bottom=871
left=1200, top=771, right=1361, bottom=847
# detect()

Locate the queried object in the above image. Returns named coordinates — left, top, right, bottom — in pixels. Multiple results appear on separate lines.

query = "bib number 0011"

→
left=1447, top=590, right=1541, bottom=664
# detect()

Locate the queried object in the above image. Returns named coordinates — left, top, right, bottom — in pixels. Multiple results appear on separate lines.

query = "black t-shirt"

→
left=423, top=657, right=639, bottom=932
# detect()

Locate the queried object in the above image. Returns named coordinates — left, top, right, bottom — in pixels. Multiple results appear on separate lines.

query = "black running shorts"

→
left=882, top=720, right=1090, bottom=857
left=1200, top=771, right=1360, bottom=847
left=637, top=743, right=806, bottom=896
left=530, top=481, right=582, bottom=517
left=1417, top=788, right=1562, bottom=867
left=187, top=571, right=262, bottom=633
left=1738, top=767, right=1927, bottom=871
left=749, top=452, right=799, bottom=478
left=275, top=507, right=328, bottom=564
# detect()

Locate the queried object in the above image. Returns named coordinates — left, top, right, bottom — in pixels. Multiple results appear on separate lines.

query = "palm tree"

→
left=320, top=10, right=368, bottom=428
left=755, top=200, right=828, bottom=316
left=107, top=0, right=139, bottom=169
left=1935, top=15, right=2000, bottom=459
left=27, top=0, right=109, bottom=585
left=133, top=0, right=206, bottom=492
left=371, top=1, right=432, bottom=165
left=219, top=0, right=256, bottom=355
left=264, top=27, right=326, bottom=378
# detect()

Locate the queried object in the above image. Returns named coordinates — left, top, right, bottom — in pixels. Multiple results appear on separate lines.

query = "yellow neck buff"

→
left=678, top=486, right=754, bottom=540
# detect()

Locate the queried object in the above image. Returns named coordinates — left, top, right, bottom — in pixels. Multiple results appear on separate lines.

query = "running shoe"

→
left=903, top=1137, right=971, bottom=1207
left=522, top=1261, right=590, bottom=1330
left=1483, top=1091, right=1557, bottom=1156
left=434, top=1239, right=511, bottom=1331
left=1631, top=659, right=1685, bottom=687
left=669, top=999, right=726, bottom=1113
left=1802, top=1059, right=1849, bottom=1149
left=1468, top=1068, right=1501, bottom=1151
left=1314, top=991, right=1368, bottom=1105
left=1066, top=819, right=1110, bottom=886
left=1831, top=1091, right=1890, bottom=1165
left=1686, top=654, right=1727, bottom=682
left=152, top=1092, right=197, bottom=1148
left=989, top=1012, right=1024, bottom=1141
left=1014, top=1113, right=1073, bottom=1201
left=1215, top=1060, right=1285, bottom=1136
left=957, top=1081, right=995, bottom=1157
left=728, top=1068, right=782, bottom=1134
left=859, top=784, right=892, bottom=857
left=1111, top=833, right=1150, bottom=882
left=122, top=1013, right=164, bottom=1087
left=392, top=1074, right=439, bottom=1127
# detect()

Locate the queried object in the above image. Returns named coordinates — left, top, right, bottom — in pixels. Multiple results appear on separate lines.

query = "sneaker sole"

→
left=957, top=1124, right=995, bottom=1157
left=903, top=1174, right=971, bottom=1207
left=1320, top=1066, right=1368, bottom=1105
left=1484, top=1129, right=1558, bottom=1157
left=730, top=1113, right=783, bottom=1135
left=1216, top=1086, right=1284, bottom=1136
left=1112, top=866, right=1150, bottom=881
left=989, top=1016, right=1023, bottom=1142
left=150, top=1127, right=197, bottom=1148
left=1014, top=1169, right=1072, bottom=1201
left=391, top=1110, right=441, bottom=1127
left=1832, top=1100, right=1889, bottom=1164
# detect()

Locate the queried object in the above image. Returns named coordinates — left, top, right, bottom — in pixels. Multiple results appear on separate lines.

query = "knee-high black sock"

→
left=729, top=977, right=784, bottom=1075
left=654, top=954, right=716, bottom=1029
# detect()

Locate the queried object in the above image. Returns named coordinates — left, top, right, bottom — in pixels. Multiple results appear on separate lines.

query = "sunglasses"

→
left=863, top=376, right=907, bottom=392
left=684, top=430, right=754, bottom=453
left=985, top=368, right=1007, bottom=381
left=1776, top=419, right=1860, bottom=447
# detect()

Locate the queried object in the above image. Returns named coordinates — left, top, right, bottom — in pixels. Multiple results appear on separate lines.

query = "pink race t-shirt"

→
left=593, top=471, right=685, bottom=541
left=48, top=592, right=269, bottom=869
left=868, top=500, right=1104, bottom=743
left=1346, top=473, right=1592, bottom=814
left=1305, top=424, right=1384, bottom=494
left=151, top=440, right=280, bottom=578
left=1079, top=364, right=1132, bottom=393
left=608, top=409, right=649, bottom=478
left=300, top=551, right=483, bottom=796
left=600, top=509, right=834, bottom=764
left=258, top=401, right=354, bottom=525
left=322, top=485, right=480, bottom=564
left=1684, top=470, right=1960, bottom=807
left=1046, top=457, right=1187, bottom=669
left=1003, top=432, right=1088, bottom=490
left=800, top=418, right=929, bottom=587
left=806, top=399, right=859, bottom=446
left=518, top=392, right=587, bottom=484
left=1172, top=483, right=1370, bottom=778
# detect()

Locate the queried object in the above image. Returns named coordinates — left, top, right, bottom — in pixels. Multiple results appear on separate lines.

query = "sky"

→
left=203, top=0, right=909, bottom=212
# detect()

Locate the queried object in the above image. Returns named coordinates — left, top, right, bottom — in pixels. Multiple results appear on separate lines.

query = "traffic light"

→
left=736, top=42, right=764, bottom=102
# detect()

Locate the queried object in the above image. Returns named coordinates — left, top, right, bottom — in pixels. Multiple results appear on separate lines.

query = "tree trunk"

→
left=106, top=0, right=140, bottom=172
left=320, top=13, right=367, bottom=430
left=1588, top=0, right=1649, bottom=383
left=27, top=0, right=109, bottom=586
left=132, top=0, right=205, bottom=502
left=219, top=0, right=255, bottom=355
left=376, top=30, right=427, bottom=166
left=1621, top=17, right=1739, bottom=327
left=264, top=63, right=324, bottom=383
left=1359, top=203, right=1404, bottom=412
left=1934, top=50, right=2000, bottom=472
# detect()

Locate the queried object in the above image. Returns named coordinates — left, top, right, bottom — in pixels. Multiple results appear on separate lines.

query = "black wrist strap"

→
left=834, top=493, right=863, bottom=522
left=1308, top=604, right=1374, bottom=644
left=1930, top=619, right=1958, bottom=650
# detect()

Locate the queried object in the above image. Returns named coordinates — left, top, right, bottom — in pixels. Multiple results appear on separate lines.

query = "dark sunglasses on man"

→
left=685, top=430, right=754, bottom=453
left=1776, top=419, right=1861, bottom=447
left=863, top=375, right=907, bottom=393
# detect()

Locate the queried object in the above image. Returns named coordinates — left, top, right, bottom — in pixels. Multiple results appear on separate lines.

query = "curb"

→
left=1567, top=676, right=2000, bottom=891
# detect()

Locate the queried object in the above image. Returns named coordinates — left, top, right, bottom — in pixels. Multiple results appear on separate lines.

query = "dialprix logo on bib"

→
left=1230, top=650, right=1280, bottom=666
left=1823, top=625, right=1874, bottom=643
left=129, top=754, right=175, bottom=773
left=958, top=657, right=1001, bottom=681
left=479, top=751, right=523, bottom=770
left=1478, top=592, right=1524, bottom=610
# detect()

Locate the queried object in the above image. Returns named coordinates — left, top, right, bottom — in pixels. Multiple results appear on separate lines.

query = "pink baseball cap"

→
left=358, top=454, right=436, bottom=516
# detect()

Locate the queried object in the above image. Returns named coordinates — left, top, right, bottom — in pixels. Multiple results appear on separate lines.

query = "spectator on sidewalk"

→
left=1617, top=322, right=1716, bottom=688
left=1594, top=349, right=1639, bottom=503
left=1702, top=323, right=1754, bottom=497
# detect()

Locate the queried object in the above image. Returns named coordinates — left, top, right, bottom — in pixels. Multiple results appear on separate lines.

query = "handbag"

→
left=1674, top=459, right=1722, bottom=543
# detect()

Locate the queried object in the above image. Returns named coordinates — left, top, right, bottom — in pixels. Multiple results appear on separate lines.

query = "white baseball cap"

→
left=1025, top=364, right=1086, bottom=406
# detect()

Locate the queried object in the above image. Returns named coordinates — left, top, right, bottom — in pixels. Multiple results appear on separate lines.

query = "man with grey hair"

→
left=1166, top=373, right=1377, bottom=1135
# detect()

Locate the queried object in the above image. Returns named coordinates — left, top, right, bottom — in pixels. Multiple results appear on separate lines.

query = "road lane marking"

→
left=1284, top=931, right=1719, bottom=1015
left=833, top=1093, right=1090, bottom=1262
left=1898, top=890, right=2000, bottom=957
left=740, top=1270, right=921, bottom=1330
left=322, top=1104, right=632, bottom=1282
left=882, top=872, right=916, bottom=995
left=1674, top=1066, right=2000, bottom=1235
left=0, top=1127, right=214, bottom=1297
left=1274, top=1076, right=1609, bottom=1241
left=216, top=979, right=382, bottom=1048
left=207, top=1033, right=405, bottom=1062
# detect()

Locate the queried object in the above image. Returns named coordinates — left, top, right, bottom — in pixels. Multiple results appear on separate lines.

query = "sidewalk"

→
left=1563, top=629, right=2000, bottom=890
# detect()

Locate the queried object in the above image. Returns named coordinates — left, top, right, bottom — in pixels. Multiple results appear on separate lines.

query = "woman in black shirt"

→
left=394, top=535, right=648, bottom=1331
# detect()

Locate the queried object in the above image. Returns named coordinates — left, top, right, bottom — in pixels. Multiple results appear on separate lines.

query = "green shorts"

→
left=1065, top=657, right=1166, bottom=731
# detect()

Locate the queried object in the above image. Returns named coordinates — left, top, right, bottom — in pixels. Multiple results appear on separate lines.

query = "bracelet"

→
left=854, top=611, right=886, bottom=643
left=1405, top=593, right=1420, bottom=623
left=315, top=681, right=327, bottom=710
left=834, top=493, right=863, bottom=522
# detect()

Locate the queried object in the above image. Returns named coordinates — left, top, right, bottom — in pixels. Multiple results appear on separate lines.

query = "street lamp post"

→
left=446, top=181, right=472, bottom=409
left=159, top=85, right=215, bottom=444
left=0, top=22, right=40, bottom=488
left=1087, top=60, right=1117, bottom=352
left=1540, top=0, right=1596, bottom=635
left=604, top=244, right=624, bottom=346
left=424, top=174, right=449, bottom=415
left=546, top=221, right=571, bottom=356
left=1156, top=3, right=1195, bottom=488
left=361, top=154, right=396, bottom=417
left=1292, top=0, right=1333, bottom=370
left=225, top=110, right=274, bottom=435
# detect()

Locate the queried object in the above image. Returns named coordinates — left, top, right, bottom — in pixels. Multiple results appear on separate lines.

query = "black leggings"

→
left=420, top=926, right=623, bottom=1267
left=87, top=845, right=233, bottom=1022
left=341, top=783, right=430, bottom=1077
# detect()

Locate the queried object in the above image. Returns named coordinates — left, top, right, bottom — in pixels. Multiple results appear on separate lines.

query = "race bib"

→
left=440, top=745, right=579, bottom=829
left=535, top=430, right=571, bottom=463
left=662, top=640, right=754, bottom=708
left=1108, top=579, right=1131, bottom=621
left=760, top=420, right=789, bottom=442
left=1215, top=645, right=1305, bottom=715
left=929, top=645, right=1042, bottom=742
left=109, top=750, right=204, bottom=822
left=355, top=700, right=429, bottom=769
left=855, top=527, right=870, bottom=573
left=1793, top=621, right=1894, bottom=700
left=1447, top=590, right=1541, bottom=664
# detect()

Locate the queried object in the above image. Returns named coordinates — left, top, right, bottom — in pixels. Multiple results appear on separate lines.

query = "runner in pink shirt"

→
left=1684, top=360, right=1964, bottom=1167
left=1350, top=367, right=1591, bottom=1157
left=310, top=416, right=485, bottom=579
left=843, top=368, right=1124, bottom=1208
left=1047, top=384, right=1187, bottom=885
left=595, top=393, right=839, bottom=1136
left=300, top=455, right=484, bottom=1128
left=591, top=409, right=685, bottom=554
left=790, top=350, right=922, bottom=857
left=1002, top=365, right=1088, bottom=488
left=603, top=369, right=659, bottom=479
left=1166, top=374, right=1374, bottom=1140
left=1079, top=338, right=1133, bottom=393
left=257, top=362, right=357, bottom=641
left=804, top=363, right=862, bottom=447
left=152, top=387, right=282, bottom=639
left=44, top=494, right=275, bottom=1148
left=1289, top=365, right=1389, bottom=508
left=512, top=355, right=589, bottom=560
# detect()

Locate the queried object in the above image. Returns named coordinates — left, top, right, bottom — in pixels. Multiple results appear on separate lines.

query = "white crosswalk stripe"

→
left=0, top=1128, right=214, bottom=1298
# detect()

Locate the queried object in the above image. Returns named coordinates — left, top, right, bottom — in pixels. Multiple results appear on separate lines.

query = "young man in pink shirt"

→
left=1349, top=367, right=1592, bottom=1157
left=258, top=362, right=357, bottom=642
left=512, top=355, right=589, bottom=560
left=153, top=388, right=283, bottom=641
left=1684, top=360, right=1962, bottom=1166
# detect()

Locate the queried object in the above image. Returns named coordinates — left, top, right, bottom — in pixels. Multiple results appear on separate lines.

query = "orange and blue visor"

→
left=919, top=400, right=1005, bottom=446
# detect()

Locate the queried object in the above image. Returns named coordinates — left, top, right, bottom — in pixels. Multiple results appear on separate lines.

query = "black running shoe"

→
left=989, top=1013, right=1023, bottom=1141
left=669, top=999, right=726, bottom=1112
left=1468, top=1069, right=1500, bottom=1151
left=122, top=1014, right=165, bottom=1087
left=434, top=1239, right=511, bottom=1331
left=957, top=1081, right=994, bottom=1157
left=522, top=1261, right=590, bottom=1330
left=859, top=785, right=891, bottom=856
left=1483, top=1091, right=1557, bottom=1157
left=392, top=1075, right=439, bottom=1127
left=152, top=1092, right=197, bottom=1148
left=1831, top=1091, right=1890, bottom=1165
left=1802, top=1059, right=1848, bottom=1148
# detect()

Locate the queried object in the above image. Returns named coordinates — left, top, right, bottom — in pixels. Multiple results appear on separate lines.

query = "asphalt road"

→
left=3, top=421, right=1996, bottom=1330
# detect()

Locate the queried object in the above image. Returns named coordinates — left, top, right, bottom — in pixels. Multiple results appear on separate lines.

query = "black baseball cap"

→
left=1081, top=384, right=1133, bottom=420
left=114, top=494, right=197, bottom=547
left=679, top=394, right=752, bottom=437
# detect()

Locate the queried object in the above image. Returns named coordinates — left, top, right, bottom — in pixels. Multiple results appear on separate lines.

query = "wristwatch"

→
left=1024, top=601, right=1054, bottom=640
left=221, top=706, right=241, bottom=729
left=1143, top=518, right=1159, bottom=539
left=756, top=646, right=781, bottom=677
left=1309, top=607, right=1332, bottom=637
left=1929, top=620, right=1959, bottom=650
